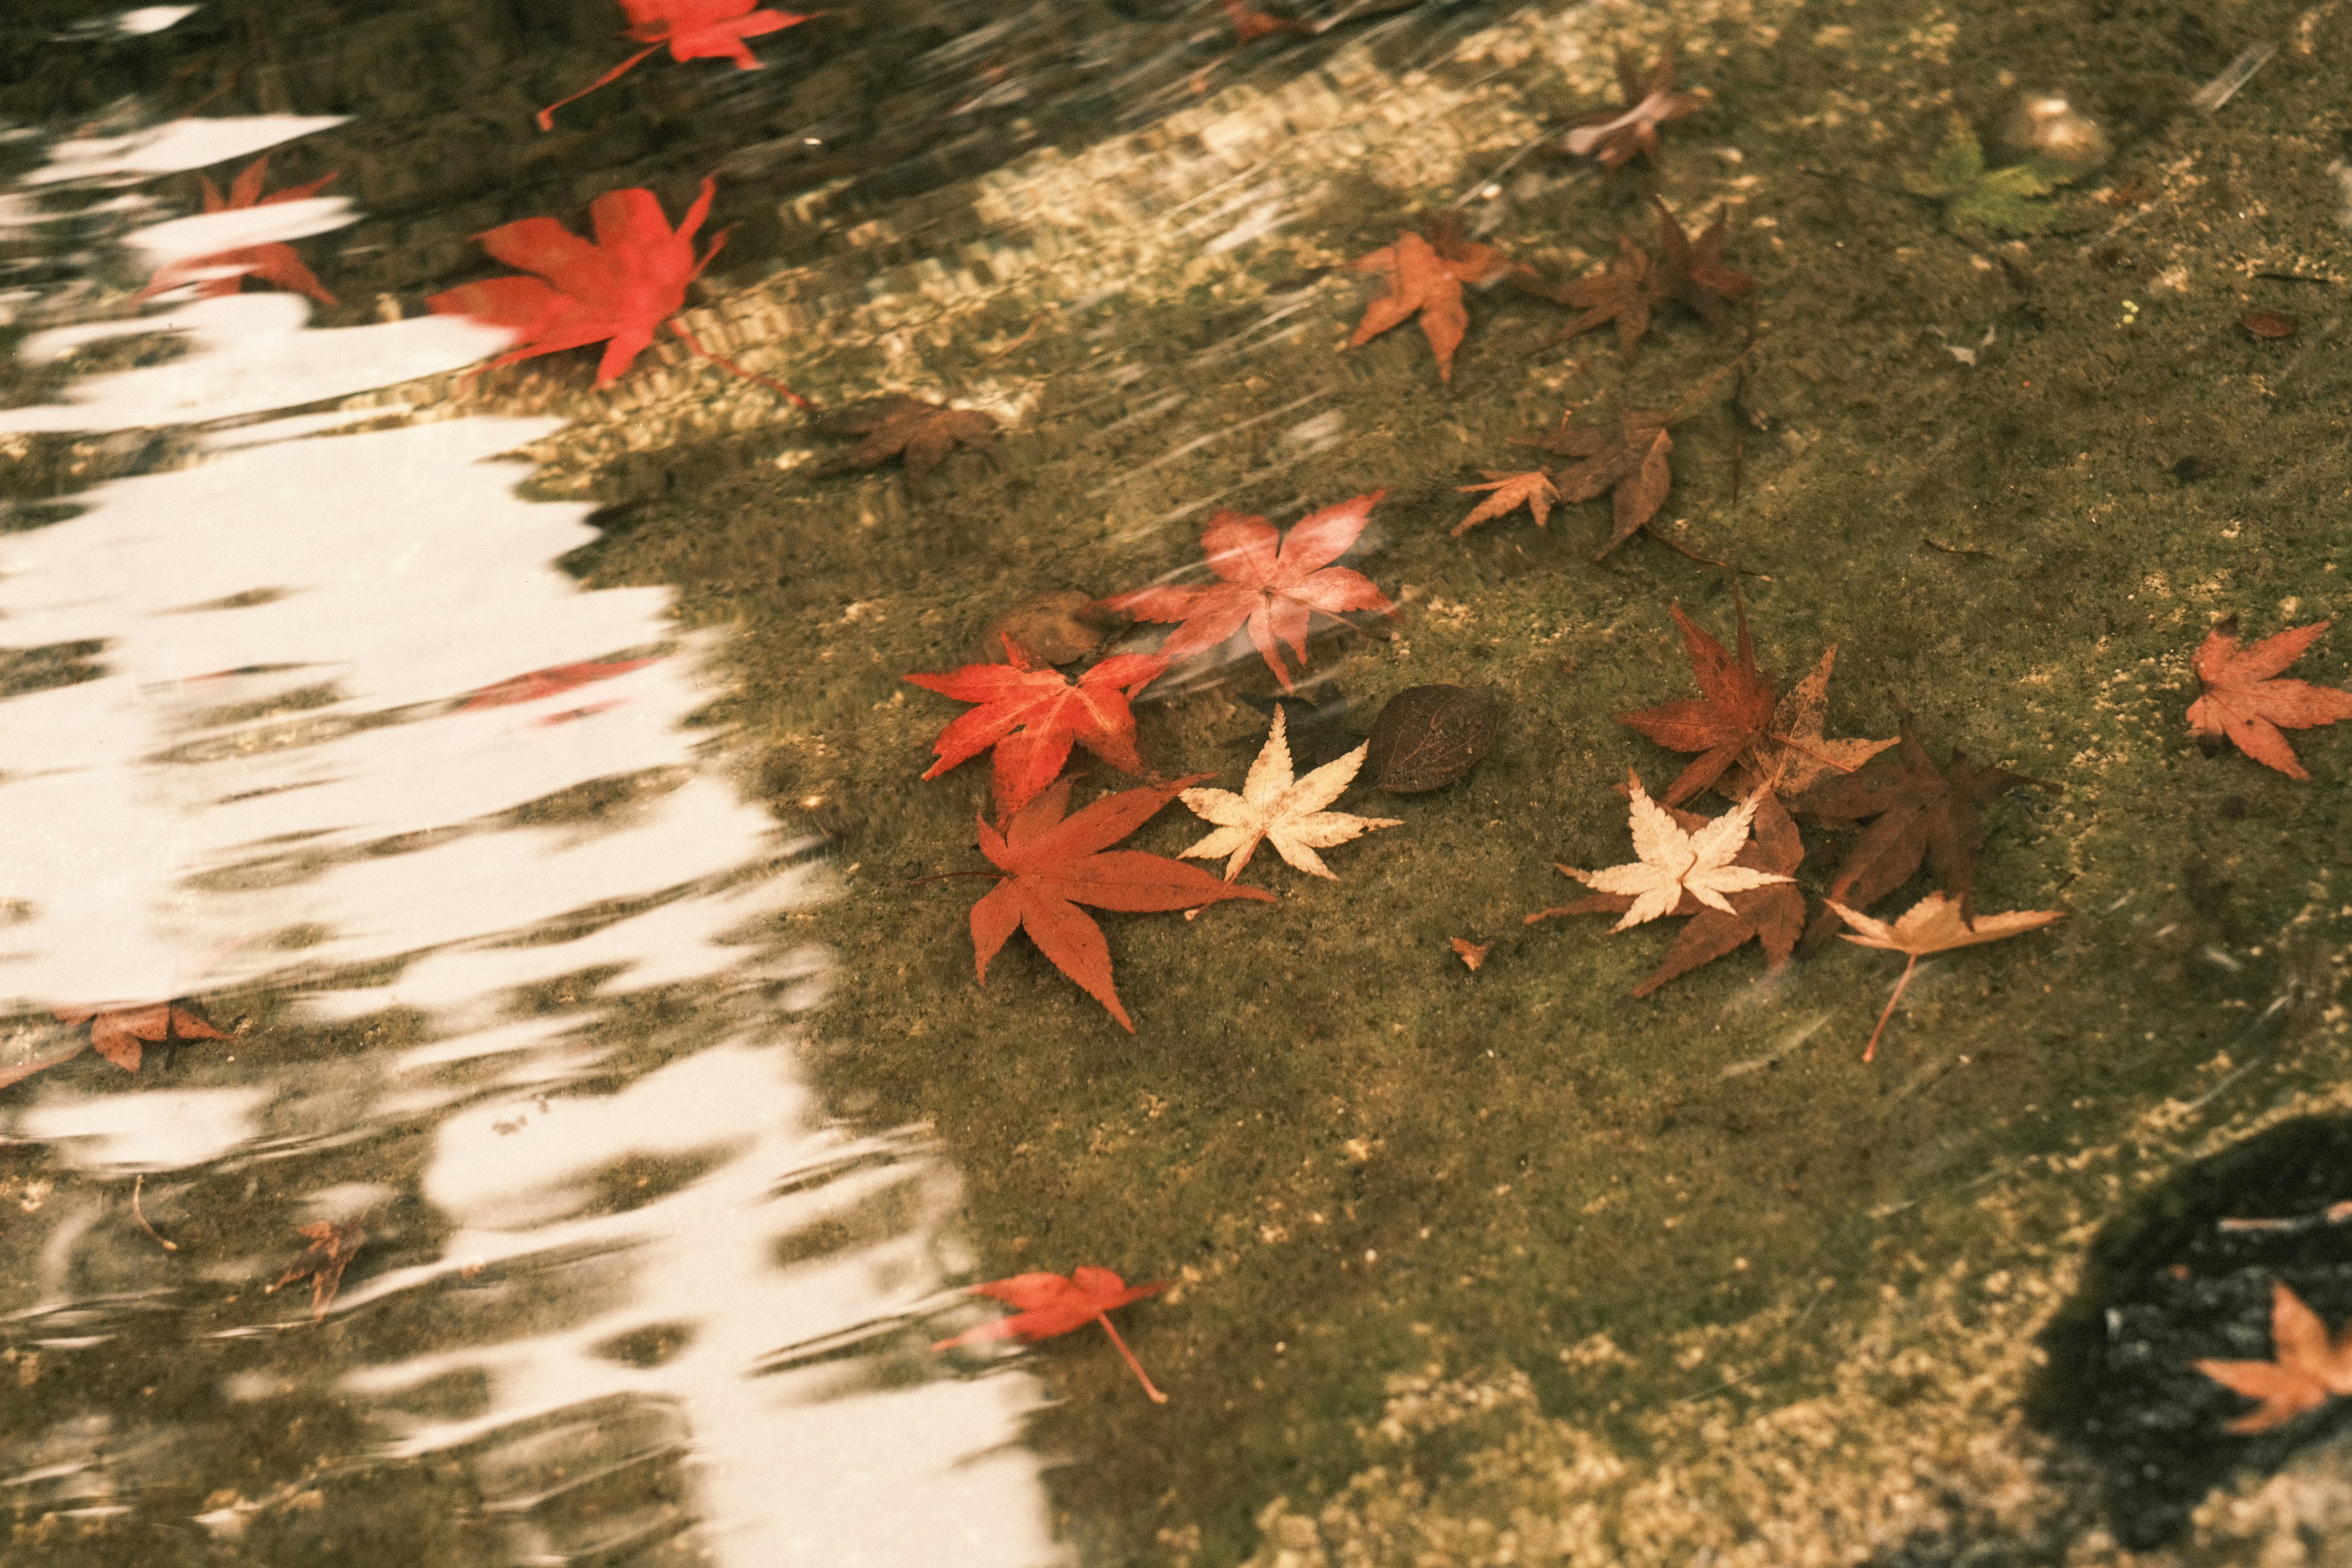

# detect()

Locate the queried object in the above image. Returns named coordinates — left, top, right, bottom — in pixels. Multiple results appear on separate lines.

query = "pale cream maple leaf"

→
left=1561, top=772, right=1792, bottom=932
left=1179, top=707, right=1402, bottom=880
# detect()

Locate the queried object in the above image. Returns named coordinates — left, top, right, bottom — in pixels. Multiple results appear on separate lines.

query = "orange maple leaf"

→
left=1346, top=228, right=1510, bottom=383
left=141, top=156, right=338, bottom=306
left=933, top=1264, right=1172, bottom=1402
left=2185, top=617, right=2352, bottom=780
left=1453, top=468, right=1558, bottom=537
left=2195, top=1279, right=2352, bottom=1433
left=50, top=1001, right=228, bottom=1074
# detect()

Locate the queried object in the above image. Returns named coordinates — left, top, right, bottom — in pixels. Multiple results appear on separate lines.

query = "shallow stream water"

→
left=3, top=2, right=2351, bottom=1566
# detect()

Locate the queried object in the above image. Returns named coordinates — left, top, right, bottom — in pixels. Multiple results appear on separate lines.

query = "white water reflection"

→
left=0, top=118, right=1055, bottom=1567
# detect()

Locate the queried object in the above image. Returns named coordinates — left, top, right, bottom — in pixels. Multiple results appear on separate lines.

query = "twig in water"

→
left=132, top=1174, right=178, bottom=1253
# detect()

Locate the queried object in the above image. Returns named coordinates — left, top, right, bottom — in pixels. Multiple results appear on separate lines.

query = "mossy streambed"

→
left=4, top=0, right=2351, bottom=1563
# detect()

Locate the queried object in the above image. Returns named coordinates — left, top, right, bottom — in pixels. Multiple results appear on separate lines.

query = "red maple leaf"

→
left=952, top=777, right=1275, bottom=1031
left=2185, top=617, right=2352, bottom=780
left=906, top=641, right=1169, bottom=821
left=538, top=0, right=818, bottom=130
left=933, top=1265, right=1172, bottom=1401
left=428, top=178, right=810, bottom=405
left=266, top=1221, right=368, bottom=1324
left=459, top=657, right=660, bottom=710
left=141, top=156, right=337, bottom=306
left=1106, top=492, right=1395, bottom=691
left=47, top=1001, right=228, bottom=1075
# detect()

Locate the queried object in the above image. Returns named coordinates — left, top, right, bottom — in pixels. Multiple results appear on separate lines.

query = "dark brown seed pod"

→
left=1365, top=684, right=1500, bottom=793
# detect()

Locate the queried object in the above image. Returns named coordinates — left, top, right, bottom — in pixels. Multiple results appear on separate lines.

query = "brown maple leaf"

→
left=2185, top=616, right=2352, bottom=780
left=1619, top=605, right=1893, bottom=807
left=1528, top=786, right=1805, bottom=997
left=1719, top=646, right=1899, bottom=799
left=815, top=395, right=1002, bottom=485
left=1552, top=37, right=1703, bottom=168
left=1452, top=468, right=1558, bottom=537
left=1512, top=408, right=1672, bottom=559
left=1522, top=233, right=1653, bottom=359
left=1649, top=197, right=1756, bottom=326
left=2196, top=1279, right=2352, bottom=1434
left=49, top=1001, right=228, bottom=1075
left=1346, top=226, right=1511, bottom=383
left=1792, top=717, right=2052, bottom=951
left=266, top=1221, right=367, bottom=1323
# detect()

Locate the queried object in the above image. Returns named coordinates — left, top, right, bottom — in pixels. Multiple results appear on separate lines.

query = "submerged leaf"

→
left=1365, top=684, right=1499, bottom=793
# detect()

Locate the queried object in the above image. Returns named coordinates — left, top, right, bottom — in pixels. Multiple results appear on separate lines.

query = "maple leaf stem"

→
left=535, top=43, right=666, bottom=132
left=1660, top=339, right=1763, bottom=427
left=669, top=321, right=815, bottom=410
left=905, top=871, right=1006, bottom=886
left=1863, top=954, right=1921, bottom=1063
left=1640, top=521, right=1737, bottom=571
left=131, top=1174, right=178, bottom=1254
left=1095, top=1313, right=1169, bottom=1404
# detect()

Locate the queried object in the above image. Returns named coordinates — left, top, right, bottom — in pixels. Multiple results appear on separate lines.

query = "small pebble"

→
left=2241, top=311, right=2296, bottom=339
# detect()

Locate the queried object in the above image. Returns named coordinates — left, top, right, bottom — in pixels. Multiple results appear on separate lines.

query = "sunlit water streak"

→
left=0, top=116, right=1054, bottom=1566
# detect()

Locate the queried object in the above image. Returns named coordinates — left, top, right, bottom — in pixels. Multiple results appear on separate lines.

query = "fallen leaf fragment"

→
left=1453, top=469, right=1558, bottom=537
left=955, top=777, right=1275, bottom=1031
left=1219, top=0, right=1311, bottom=42
left=815, top=395, right=1002, bottom=486
left=2241, top=311, right=2296, bottom=340
left=1346, top=228, right=1510, bottom=383
left=538, top=0, right=816, bottom=129
left=934, top=1265, right=1172, bottom=1402
left=1556, top=772, right=1792, bottom=932
left=429, top=178, right=809, bottom=405
left=905, top=642, right=1168, bottom=822
left=266, top=1221, right=368, bottom=1323
left=48, top=1001, right=228, bottom=1076
left=1827, top=893, right=2062, bottom=1060
left=1106, top=492, right=1393, bottom=690
left=1450, top=937, right=1492, bottom=971
left=2185, top=616, right=2352, bottom=780
left=1793, top=718, right=2049, bottom=949
left=1364, top=684, right=1499, bottom=793
left=1178, top=707, right=1400, bottom=880
left=2196, top=1280, right=2352, bottom=1433
left=1528, top=789, right=1804, bottom=997
left=143, top=156, right=338, bottom=306
left=1553, top=39, right=1702, bottom=167
left=461, top=657, right=659, bottom=710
